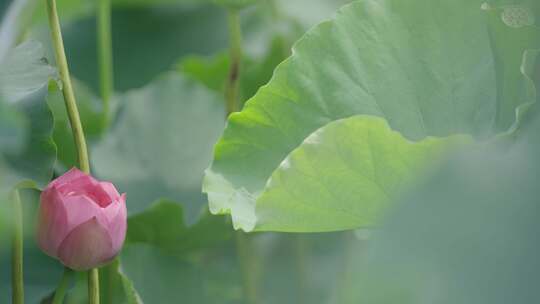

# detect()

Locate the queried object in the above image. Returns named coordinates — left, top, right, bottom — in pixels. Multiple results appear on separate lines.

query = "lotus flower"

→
left=37, top=168, right=127, bottom=271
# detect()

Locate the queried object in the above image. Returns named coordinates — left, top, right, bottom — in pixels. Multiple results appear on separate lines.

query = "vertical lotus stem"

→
left=222, top=7, right=260, bottom=303
left=46, top=0, right=89, bottom=174
left=293, top=235, right=308, bottom=304
left=235, top=232, right=259, bottom=304
left=88, top=269, right=100, bottom=304
left=52, top=268, right=72, bottom=304
left=46, top=0, right=98, bottom=302
left=97, top=0, right=113, bottom=126
left=225, top=8, right=242, bottom=115
left=11, top=189, right=23, bottom=304
left=97, top=0, right=115, bottom=300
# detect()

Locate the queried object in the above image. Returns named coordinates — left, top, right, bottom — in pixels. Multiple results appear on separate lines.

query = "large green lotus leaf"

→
left=92, top=72, right=224, bottom=223
left=126, top=200, right=231, bottom=254
left=350, top=117, right=540, bottom=304
left=483, top=0, right=540, bottom=133
left=204, top=0, right=525, bottom=231
left=248, top=116, right=469, bottom=232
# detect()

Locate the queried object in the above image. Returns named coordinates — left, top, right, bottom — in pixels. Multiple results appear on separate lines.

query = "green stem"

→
left=267, top=0, right=280, bottom=20
left=11, top=189, right=23, bottom=304
left=235, top=232, right=259, bottom=304
left=52, top=268, right=72, bottom=304
left=225, top=8, right=242, bottom=115
left=88, top=269, right=100, bottom=304
left=101, top=259, right=118, bottom=304
left=293, top=235, right=307, bottom=304
left=97, top=0, right=113, bottom=126
left=223, top=9, right=258, bottom=303
left=46, top=1, right=98, bottom=303
left=46, top=0, right=90, bottom=174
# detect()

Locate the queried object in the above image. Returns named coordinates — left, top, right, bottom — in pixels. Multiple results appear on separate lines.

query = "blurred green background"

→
left=1, top=0, right=539, bottom=303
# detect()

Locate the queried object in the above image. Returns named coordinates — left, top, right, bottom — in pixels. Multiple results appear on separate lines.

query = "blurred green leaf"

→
left=240, top=36, right=289, bottom=101
left=0, top=0, right=33, bottom=60
left=353, top=116, right=540, bottom=304
left=212, top=0, right=260, bottom=9
left=117, top=263, right=144, bottom=304
left=94, top=259, right=143, bottom=304
left=238, top=0, right=351, bottom=58
left=63, top=272, right=87, bottom=304
left=0, top=100, right=26, bottom=155
left=0, top=84, right=57, bottom=197
left=179, top=36, right=289, bottom=105
left=0, top=40, right=57, bottom=199
left=28, top=0, right=345, bottom=94
left=92, top=72, right=224, bottom=223
left=248, top=116, right=469, bottom=232
left=29, top=0, right=218, bottom=24
left=120, top=243, right=242, bottom=304
left=30, top=0, right=94, bottom=25
left=120, top=230, right=358, bottom=304
left=0, top=40, right=57, bottom=103
left=204, top=0, right=532, bottom=232
left=179, top=53, right=230, bottom=92
left=126, top=200, right=231, bottom=254
left=483, top=1, right=540, bottom=132
left=0, top=189, right=63, bottom=304
left=271, top=0, right=351, bottom=30
left=29, top=4, right=228, bottom=93
left=47, top=78, right=105, bottom=170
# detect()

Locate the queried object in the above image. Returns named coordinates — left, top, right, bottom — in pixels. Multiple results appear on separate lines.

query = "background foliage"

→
left=1, top=0, right=539, bottom=303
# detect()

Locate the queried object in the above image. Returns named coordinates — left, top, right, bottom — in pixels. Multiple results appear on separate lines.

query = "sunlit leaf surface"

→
left=204, top=0, right=539, bottom=232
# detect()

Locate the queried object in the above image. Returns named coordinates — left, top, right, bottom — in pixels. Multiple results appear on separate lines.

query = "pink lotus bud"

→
left=37, top=168, right=127, bottom=271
